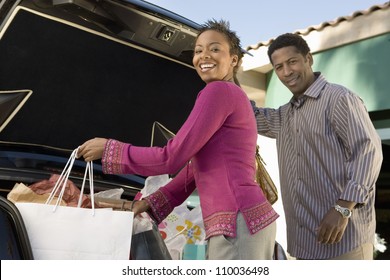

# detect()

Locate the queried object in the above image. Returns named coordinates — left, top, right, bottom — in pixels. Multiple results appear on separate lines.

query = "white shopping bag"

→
left=16, top=202, right=133, bottom=260
left=15, top=148, right=133, bottom=260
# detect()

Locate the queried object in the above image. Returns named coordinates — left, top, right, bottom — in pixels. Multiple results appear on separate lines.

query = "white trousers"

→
left=329, top=243, right=373, bottom=260
left=207, top=212, right=276, bottom=260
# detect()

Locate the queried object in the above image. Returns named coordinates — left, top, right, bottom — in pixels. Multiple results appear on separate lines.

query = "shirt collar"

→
left=290, top=72, right=327, bottom=108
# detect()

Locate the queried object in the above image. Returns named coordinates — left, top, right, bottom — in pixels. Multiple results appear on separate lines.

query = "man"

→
left=252, top=33, right=383, bottom=259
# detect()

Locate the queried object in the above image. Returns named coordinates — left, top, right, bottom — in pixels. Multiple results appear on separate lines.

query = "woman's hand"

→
left=77, top=137, right=108, bottom=162
left=124, top=200, right=150, bottom=216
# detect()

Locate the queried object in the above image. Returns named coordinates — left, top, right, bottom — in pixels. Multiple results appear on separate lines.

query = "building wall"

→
left=242, top=4, right=390, bottom=115
left=263, top=32, right=390, bottom=147
left=264, top=32, right=390, bottom=112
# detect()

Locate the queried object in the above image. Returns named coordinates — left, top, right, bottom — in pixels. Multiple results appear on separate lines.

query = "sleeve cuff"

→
left=144, top=189, right=173, bottom=224
left=102, top=139, right=126, bottom=174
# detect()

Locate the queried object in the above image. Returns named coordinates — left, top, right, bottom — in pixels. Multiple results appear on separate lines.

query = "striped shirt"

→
left=254, top=73, right=383, bottom=259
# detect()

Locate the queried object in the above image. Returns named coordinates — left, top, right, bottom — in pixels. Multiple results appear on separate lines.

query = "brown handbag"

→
left=255, top=145, right=278, bottom=205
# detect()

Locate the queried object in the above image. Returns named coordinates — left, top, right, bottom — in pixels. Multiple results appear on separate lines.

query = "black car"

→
left=0, top=0, right=206, bottom=260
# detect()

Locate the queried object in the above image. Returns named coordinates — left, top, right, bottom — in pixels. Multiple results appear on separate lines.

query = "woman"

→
left=78, top=20, right=278, bottom=260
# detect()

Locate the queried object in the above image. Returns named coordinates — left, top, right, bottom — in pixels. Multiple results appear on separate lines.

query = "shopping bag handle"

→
left=78, top=159, right=95, bottom=213
left=46, top=148, right=78, bottom=206
left=45, top=147, right=95, bottom=215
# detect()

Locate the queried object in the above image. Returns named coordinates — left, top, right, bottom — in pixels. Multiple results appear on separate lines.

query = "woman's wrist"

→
left=122, top=199, right=150, bottom=212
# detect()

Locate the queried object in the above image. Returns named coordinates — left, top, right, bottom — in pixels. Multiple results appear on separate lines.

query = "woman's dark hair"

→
left=196, top=19, right=243, bottom=86
left=267, top=33, right=311, bottom=64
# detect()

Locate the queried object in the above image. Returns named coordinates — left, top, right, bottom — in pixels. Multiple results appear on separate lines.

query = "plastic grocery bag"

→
left=141, top=175, right=206, bottom=259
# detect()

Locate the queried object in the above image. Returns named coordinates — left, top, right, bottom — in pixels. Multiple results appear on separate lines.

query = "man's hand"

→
left=316, top=208, right=349, bottom=244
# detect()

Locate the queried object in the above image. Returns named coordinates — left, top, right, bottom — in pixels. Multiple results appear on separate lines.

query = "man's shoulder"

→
left=321, top=82, right=366, bottom=115
left=322, top=81, right=361, bottom=101
left=325, top=81, right=349, bottom=92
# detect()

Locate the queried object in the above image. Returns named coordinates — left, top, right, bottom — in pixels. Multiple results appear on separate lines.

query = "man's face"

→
left=271, top=46, right=315, bottom=97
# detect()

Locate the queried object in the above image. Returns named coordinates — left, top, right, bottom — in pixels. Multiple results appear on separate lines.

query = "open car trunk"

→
left=0, top=0, right=204, bottom=193
left=0, top=0, right=205, bottom=149
left=0, top=0, right=205, bottom=259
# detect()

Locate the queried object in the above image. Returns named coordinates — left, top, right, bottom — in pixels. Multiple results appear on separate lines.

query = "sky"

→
left=145, top=0, right=386, bottom=47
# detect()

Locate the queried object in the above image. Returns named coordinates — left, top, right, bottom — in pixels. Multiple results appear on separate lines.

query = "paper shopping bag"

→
left=14, top=148, right=134, bottom=260
left=7, top=182, right=66, bottom=205
left=16, top=202, right=133, bottom=260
